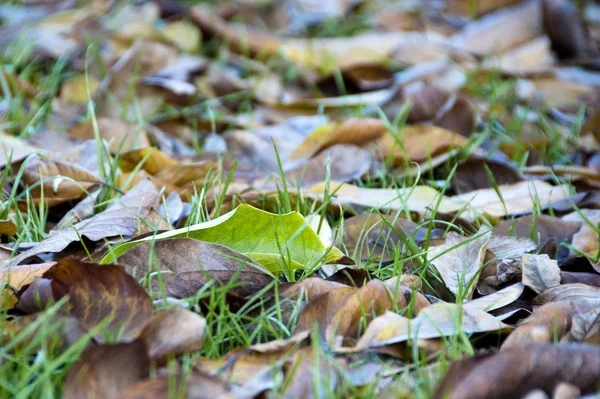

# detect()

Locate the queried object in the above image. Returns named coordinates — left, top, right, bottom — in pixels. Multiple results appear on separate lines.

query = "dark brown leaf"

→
left=434, top=343, right=600, bottom=399
left=44, top=258, right=153, bottom=342
left=65, top=340, right=149, bottom=399
left=115, top=238, right=274, bottom=298
left=542, top=0, right=594, bottom=59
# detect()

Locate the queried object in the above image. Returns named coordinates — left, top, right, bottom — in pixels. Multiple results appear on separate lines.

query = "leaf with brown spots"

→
left=44, top=258, right=153, bottom=342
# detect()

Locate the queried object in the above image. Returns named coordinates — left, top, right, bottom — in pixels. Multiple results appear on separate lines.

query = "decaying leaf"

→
left=43, top=258, right=153, bottom=342
left=65, top=340, right=149, bottom=399
left=3, top=178, right=161, bottom=267
left=428, top=229, right=492, bottom=300
left=521, top=254, right=560, bottom=294
left=352, top=302, right=509, bottom=351
left=434, top=343, right=600, bottom=399
left=140, top=307, right=206, bottom=363
left=115, top=238, right=274, bottom=298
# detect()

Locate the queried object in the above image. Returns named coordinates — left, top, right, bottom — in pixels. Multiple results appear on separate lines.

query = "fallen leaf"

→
left=501, top=301, right=600, bottom=348
left=562, top=209, right=600, bottom=269
left=542, top=0, right=594, bottom=59
left=115, top=238, right=274, bottom=298
left=494, top=214, right=582, bottom=261
left=0, top=262, right=55, bottom=309
left=103, top=204, right=349, bottom=272
left=20, top=153, right=102, bottom=206
left=140, top=307, right=206, bottom=363
left=308, top=182, right=464, bottom=214
left=522, top=254, right=561, bottom=294
left=44, top=258, right=153, bottom=342
left=434, top=343, right=600, bottom=399
left=452, top=180, right=572, bottom=219
left=464, top=282, right=525, bottom=314
left=449, top=0, right=542, bottom=55
left=427, top=229, right=492, bottom=300
left=4, top=178, right=160, bottom=267
left=68, top=118, right=150, bottom=153
left=118, top=372, right=235, bottom=399
left=325, top=279, right=430, bottom=343
left=352, top=302, right=509, bottom=350
left=534, top=283, right=600, bottom=305
left=65, top=340, right=149, bottom=399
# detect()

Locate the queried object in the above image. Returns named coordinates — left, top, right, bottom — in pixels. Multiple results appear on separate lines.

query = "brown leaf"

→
left=427, top=229, right=492, bottom=300
left=345, top=65, right=394, bottom=91
left=450, top=0, right=526, bottom=16
left=44, top=258, right=153, bottom=342
left=560, top=271, right=600, bottom=287
left=119, top=372, right=235, bottom=399
left=534, top=283, right=600, bottom=305
left=280, top=277, right=349, bottom=301
left=0, top=219, right=17, bottom=237
left=452, top=158, right=523, bottom=195
left=65, top=340, right=149, bottom=399
left=115, top=238, right=274, bottom=298
left=68, top=118, right=150, bottom=153
left=140, top=307, right=206, bottom=363
left=452, top=180, right=572, bottom=220
left=562, top=209, right=600, bottom=270
left=494, top=214, right=582, bottom=261
left=352, top=303, right=509, bottom=351
left=0, top=262, right=55, bottom=309
left=449, top=0, right=543, bottom=55
left=282, top=346, right=339, bottom=399
left=4, top=178, right=160, bottom=267
left=339, top=212, right=441, bottom=263
left=324, top=279, right=430, bottom=343
left=434, top=343, right=600, bottom=399
left=501, top=302, right=574, bottom=348
left=20, top=154, right=102, bottom=206
left=542, top=0, right=594, bottom=59
left=522, top=254, right=561, bottom=294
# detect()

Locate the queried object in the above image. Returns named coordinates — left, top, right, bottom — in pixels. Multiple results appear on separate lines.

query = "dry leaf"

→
left=434, top=343, right=600, bottom=399
left=521, top=254, right=561, bottom=294
left=65, top=340, right=149, bottom=399
left=140, top=307, right=206, bottom=363
left=428, top=229, right=492, bottom=300
left=115, top=238, right=274, bottom=298
left=44, top=258, right=153, bottom=342
left=4, top=178, right=160, bottom=267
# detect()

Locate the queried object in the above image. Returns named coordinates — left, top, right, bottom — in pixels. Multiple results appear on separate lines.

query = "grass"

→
left=0, top=2, right=594, bottom=398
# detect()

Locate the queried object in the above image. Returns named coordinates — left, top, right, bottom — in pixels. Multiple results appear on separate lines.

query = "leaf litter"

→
left=3, top=0, right=600, bottom=397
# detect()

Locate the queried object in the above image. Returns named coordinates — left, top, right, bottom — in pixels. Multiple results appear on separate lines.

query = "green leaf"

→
left=101, top=204, right=348, bottom=273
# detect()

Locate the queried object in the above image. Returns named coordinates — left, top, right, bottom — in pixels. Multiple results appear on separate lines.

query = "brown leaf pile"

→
left=3, top=0, right=600, bottom=397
